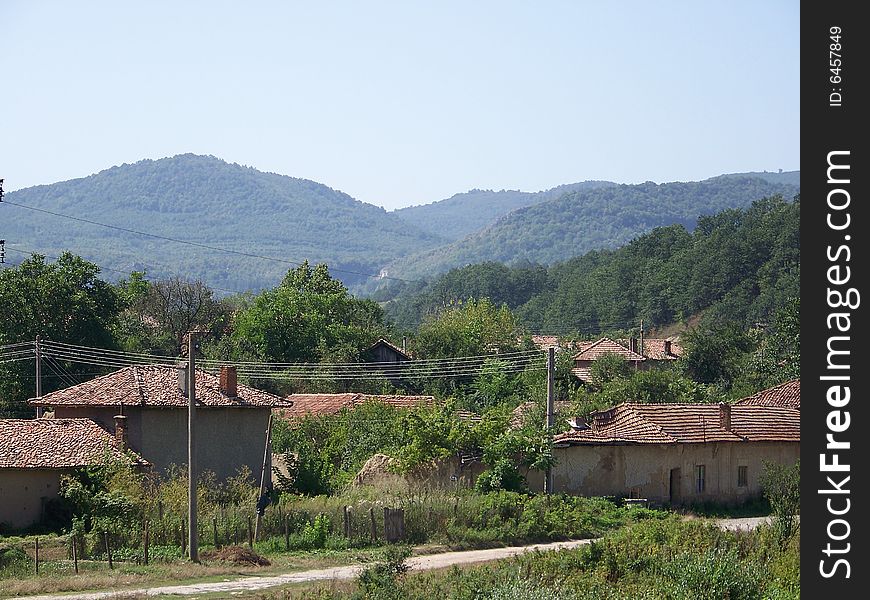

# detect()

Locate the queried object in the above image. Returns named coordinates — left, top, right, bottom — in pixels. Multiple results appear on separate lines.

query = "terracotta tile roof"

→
left=555, top=402, right=799, bottom=445
left=735, top=379, right=800, bottom=410
left=572, top=338, right=646, bottom=362
left=30, top=366, right=290, bottom=409
left=0, top=418, right=147, bottom=469
left=274, top=393, right=433, bottom=418
left=627, top=338, right=683, bottom=360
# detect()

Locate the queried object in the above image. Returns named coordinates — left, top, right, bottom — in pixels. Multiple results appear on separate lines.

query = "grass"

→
left=1, top=490, right=672, bottom=597
left=0, top=542, right=394, bottom=598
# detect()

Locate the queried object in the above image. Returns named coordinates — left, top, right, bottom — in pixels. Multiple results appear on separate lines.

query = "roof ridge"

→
left=133, top=365, right=147, bottom=406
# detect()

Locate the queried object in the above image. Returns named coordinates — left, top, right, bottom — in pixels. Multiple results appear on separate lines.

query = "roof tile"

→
left=31, top=366, right=290, bottom=408
left=0, top=418, right=147, bottom=469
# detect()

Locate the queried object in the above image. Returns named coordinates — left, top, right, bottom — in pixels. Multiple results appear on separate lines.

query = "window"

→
left=696, top=465, right=706, bottom=493
left=738, top=466, right=748, bottom=487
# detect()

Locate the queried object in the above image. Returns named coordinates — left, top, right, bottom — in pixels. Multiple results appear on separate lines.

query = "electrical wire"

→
left=37, top=339, right=546, bottom=381
left=41, top=339, right=544, bottom=368
left=3, top=246, right=251, bottom=296
left=42, top=355, right=83, bottom=388
left=2, top=200, right=423, bottom=284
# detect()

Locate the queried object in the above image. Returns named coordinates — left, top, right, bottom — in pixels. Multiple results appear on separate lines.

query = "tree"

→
left=415, top=298, right=521, bottom=359
left=0, top=253, right=123, bottom=417
left=680, top=325, right=754, bottom=390
left=231, top=261, right=386, bottom=364
left=587, top=353, right=633, bottom=388
left=133, top=277, right=229, bottom=354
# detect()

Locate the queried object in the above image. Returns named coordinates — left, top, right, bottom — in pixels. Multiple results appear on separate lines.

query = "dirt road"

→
left=13, top=516, right=775, bottom=599
left=15, top=539, right=594, bottom=600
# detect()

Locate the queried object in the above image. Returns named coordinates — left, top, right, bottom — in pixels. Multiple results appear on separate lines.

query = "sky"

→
left=0, top=1, right=799, bottom=210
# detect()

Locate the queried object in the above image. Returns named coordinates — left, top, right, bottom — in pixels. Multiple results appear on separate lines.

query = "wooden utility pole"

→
left=35, top=336, right=42, bottom=418
left=187, top=331, right=199, bottom=562
left=544, top=347, right=555, bottom=494
left=253, top=412, right=273, bottom=543
left=639, top=319, right=644, bottom=357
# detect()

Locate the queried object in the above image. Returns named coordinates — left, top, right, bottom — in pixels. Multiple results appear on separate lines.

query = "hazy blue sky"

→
left=1, top=1, right=798, bottom=210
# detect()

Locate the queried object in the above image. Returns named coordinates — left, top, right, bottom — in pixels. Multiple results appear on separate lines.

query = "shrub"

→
left=759, top=460, right=799, bottom=547
left=355, top=544, right=411, bottom=600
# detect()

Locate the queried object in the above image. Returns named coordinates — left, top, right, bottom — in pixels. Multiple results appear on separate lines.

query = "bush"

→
left=0, top=545, right=31, bottom=578
left=759, top=460, right=800, bottom=547
left=659, top=547, right=762, bottom=600
left=355, top=544, right=411, bottom=600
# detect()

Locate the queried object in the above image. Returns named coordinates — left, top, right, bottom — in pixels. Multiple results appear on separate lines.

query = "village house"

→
left=29, top=365, right=291, bottom=481
left=570, top=337, right=682, bottom=382
left=0, top=418, right=147, bottom=529
left=525, top=388, right=799, bottom=505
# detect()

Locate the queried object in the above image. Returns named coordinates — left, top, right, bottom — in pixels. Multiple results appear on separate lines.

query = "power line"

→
left=37, top=339, right=546, bottom=381
left=3, top=246, right=251, bottom=296
left=2, top=200, right=422, bottom=284
left=40, top=339, right=543, bottom=368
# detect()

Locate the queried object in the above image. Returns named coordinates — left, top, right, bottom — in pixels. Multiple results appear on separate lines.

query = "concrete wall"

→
left=535, top=441, right=799, bottom=505
left=0, top=469, right=65, bottom=530
left=54, top=406, right=270, bottom=483
left=139, top=407, right=270, bottom=482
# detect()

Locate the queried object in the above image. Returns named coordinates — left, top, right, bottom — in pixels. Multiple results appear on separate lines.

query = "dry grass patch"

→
left=201, top=545, right=271, bottom=566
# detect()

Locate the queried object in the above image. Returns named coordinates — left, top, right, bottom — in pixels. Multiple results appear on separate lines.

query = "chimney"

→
left=629, top=337, right=638, bottom=354
left=220, top=365, right=238, bottom=397
left=178, top=364, right=188, bottom=395
left=719, top=402, right=732, bottom=431
left=114, top=414, right=128, bottom=451
left=664, top=340, right=672, bottom=356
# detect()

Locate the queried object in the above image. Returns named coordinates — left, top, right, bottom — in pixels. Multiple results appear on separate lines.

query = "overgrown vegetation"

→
left=282, top=519, right=799, bottom=600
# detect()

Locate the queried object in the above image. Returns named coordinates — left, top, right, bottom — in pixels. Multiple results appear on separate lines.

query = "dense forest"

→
left=393, top=181, right=616, bottom=241
left=382, top=177, right=799, bottom=281
left=381, top=195, right=800, bottom=337
left=2, top=154, right=446, bottom=291
left=3, top=154, right=797, bottom=294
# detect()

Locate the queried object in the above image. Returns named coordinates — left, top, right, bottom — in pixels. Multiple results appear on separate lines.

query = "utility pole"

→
left=187, top=331, right=199, bottom=563
left=253, top=412, right=273, bottom=544
left=544, top=347, right=555, bottom=494
left=35, top=336, right=42, bottom=418
left=639, top=319, right=644, bottom=357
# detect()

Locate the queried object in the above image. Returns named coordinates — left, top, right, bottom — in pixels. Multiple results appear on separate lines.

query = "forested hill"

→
left=2, top=154, right=446, bottom=291
left=383, top=196, right=800, bottom=336
left=393, top=181, right=616, bottom=241
left=380, top=176, right=799, bottom=281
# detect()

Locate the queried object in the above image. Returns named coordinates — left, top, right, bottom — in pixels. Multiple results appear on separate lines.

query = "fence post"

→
left=143, top=519, right=150, bottom=565
left=343, top=505, right=350, bottom=538
left=181, top=519, right=187, bottom=555
left=71, top=534, right=79, bottom=574
left=247, top=516, right=254, bottom=548
left=284, top=514, right=290, bottom=551
left=369, top=507, right=376, bottom=542
left=34, top=537, right=39, bottom=575
left=104, top=532, right=113, bottom=569
left=213, top=518, right=219, bottom=549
